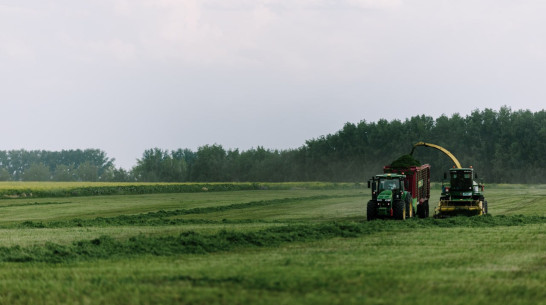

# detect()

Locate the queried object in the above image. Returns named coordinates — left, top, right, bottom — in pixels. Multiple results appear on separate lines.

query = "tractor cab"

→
left=379, top=178, right=401, bottom=192
left=368, top=174, right=405, bottom=201
left=368, top=173, right=409, bottom=219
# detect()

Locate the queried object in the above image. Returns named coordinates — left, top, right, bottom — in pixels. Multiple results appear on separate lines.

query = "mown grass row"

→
left=11, top=191, right=544, bottom=230
left=14, top=195, right=360, bottom=228
left=0, top=182, right=363, bottom=198
left=3, top=215, right=544, bottom=263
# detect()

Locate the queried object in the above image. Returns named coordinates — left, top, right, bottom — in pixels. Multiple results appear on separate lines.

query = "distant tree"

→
left=133, top=148, right=187, bottom=182
left=0, top=148, right=113, bottom=181
left=191, top=144, right=227, bottom=182
left=171, top=148, right=196, bottom=181
left=53, top=164, right=76, bottom=181
left=110, top=167, right=133, bottom=182
left=22, top=163, right=50, bottom=181
left=235, top=147, right=284, bottom=182
left=0, top=168, right=11, bottom=181
left=76, top=161, right=99, bottom=181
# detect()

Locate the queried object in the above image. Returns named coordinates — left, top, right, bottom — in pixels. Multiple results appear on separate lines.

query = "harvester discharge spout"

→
left=411, top=142, right=462, bottom=169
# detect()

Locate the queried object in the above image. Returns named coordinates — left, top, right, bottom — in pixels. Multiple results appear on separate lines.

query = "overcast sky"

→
left=1, top=0, right=545, bottom=169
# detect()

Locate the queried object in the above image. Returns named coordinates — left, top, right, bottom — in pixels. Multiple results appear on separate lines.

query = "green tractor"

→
left=367, top=173, right=413, bottom=220
left=436, top=167, right=487, bottom=218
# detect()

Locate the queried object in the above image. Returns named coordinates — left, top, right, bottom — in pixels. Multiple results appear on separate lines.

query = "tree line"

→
left=0, top=149, right=122, bottom=182
left=1, top=107, right=545, bottom=183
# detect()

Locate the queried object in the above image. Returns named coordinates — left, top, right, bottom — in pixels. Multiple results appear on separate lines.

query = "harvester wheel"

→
left=367, top=200, right=377, bottom=221
left=393, top=200, right=405, bottom=220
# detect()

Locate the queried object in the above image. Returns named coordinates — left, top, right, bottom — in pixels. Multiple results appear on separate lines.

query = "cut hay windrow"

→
left=3, top=215, right=544, bottom=263
left=13, top=194, right=361, bottom=228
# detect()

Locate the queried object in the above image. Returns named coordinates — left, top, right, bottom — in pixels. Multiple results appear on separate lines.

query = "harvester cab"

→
left=438, top=167, right=487, bottom=217
left=367, top=174, right=412, bottom=220
left=443, top=168, right=483, bottom=199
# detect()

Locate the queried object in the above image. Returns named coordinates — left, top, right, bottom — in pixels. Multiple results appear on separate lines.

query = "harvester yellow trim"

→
left=434, top=200, right=484, bottom=217
left=410, top=142, right=462, bottom=169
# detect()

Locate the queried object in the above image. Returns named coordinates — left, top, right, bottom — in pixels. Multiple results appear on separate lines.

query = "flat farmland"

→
left=0, top=183, right=543, bottom=305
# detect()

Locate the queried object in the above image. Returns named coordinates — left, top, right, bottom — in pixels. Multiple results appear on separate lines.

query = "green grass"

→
left=0, top=181, right=362, bottom=198
left=0, top=183, right=543, bottom=304
left=0, top=189, right=362, bottom=225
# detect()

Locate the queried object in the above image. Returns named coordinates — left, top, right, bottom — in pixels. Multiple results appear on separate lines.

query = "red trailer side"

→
left=384, top=164, right=431, bottom=217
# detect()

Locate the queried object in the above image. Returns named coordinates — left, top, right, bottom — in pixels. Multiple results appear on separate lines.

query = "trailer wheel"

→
left=417, top=203, right=426, bottom=218
left=425, top=201, right=430, bottom=217
left=367, top=200, right=377, bottom=221
left=393, top=200, right=405, bottom=220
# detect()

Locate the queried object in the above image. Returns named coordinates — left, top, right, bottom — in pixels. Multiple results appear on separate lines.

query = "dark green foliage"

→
left=2, top=215, right=544, bottom=263
left=0, top=149, right=115, bottom=181
left=131, top=107, right=546, bottom=183
left=190, top=144, right=229, bottom=182
left=132, top=148, right=188, bottom=182
left=389, top=154, right=421, bottom=168
left=53, top=164, right=76, bottom=181
left=0, top=107, right=543, bottom=183
left=21, top=163, right=51, bottom=181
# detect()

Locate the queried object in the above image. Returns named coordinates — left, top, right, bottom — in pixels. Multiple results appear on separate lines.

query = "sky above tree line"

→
left=1, top=0, right=545, bottom=169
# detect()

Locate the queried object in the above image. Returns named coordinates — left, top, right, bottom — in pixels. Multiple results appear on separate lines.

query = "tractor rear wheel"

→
left=484, top=200, right=488, bottom=214
left=405, top=195, right=412, bottom=218
left=393, top=200, right=405, bottom=220
left=367, top=200, right=377, bottom=221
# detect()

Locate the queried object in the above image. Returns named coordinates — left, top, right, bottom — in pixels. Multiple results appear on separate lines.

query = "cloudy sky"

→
left=1, top=0, right=545, bottom=169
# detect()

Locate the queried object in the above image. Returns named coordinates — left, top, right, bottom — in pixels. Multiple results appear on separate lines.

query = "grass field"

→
left=0, top=183, right=543, bottom=304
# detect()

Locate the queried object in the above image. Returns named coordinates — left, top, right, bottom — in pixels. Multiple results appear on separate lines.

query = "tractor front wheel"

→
left=393, top=200, right=405, bottom=220
left=367, top=200, right=377, bottom=221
